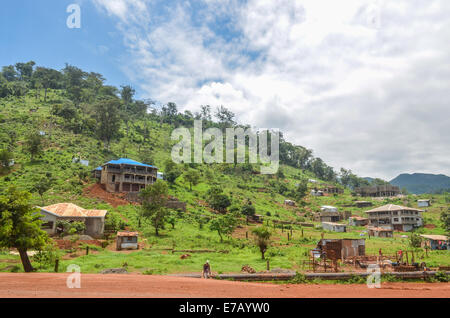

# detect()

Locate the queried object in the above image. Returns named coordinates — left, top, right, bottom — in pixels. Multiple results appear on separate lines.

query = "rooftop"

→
left=368, top=227, right=393, bottom=232
left=420, top=234, right=448, bottom=241
left=103, top=158, right=157, bottom=169
left=40, top=203, right=107, bottom=218
left=117, top=231, right=139, bottom=237
left=365, top=204, right=423, bottom=213
left=322, top=222, right=346, bottom=226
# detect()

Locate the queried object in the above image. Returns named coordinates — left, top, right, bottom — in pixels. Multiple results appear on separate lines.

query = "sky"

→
left=1, top=0, right=449, bottom=180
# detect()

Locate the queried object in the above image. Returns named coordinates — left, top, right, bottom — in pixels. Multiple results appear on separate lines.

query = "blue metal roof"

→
left=95, top=166, right=102, bottom=171
left=103, top=158, right=157, bottom=168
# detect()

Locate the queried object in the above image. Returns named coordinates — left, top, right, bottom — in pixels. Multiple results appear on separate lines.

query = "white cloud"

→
left=93, top=0, right=450, bottom=180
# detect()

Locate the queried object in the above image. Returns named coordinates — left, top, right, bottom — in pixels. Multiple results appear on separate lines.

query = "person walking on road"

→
left=202, top=260, right=211, bottom=279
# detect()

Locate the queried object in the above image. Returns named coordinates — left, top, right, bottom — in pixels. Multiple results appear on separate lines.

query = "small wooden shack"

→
left=116, top=231, right=139, bottom=250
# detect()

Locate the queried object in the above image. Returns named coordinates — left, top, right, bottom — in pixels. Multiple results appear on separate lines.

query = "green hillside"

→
left=1, top=62, right=449, bottom=275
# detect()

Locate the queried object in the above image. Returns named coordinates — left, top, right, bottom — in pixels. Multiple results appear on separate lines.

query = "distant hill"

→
left=390, top=173, right=450, bottom=194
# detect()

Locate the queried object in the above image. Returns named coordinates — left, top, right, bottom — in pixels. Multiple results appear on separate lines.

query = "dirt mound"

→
left=241, top=265, right=256, bottom=273
left=54, top=239, right=102, bottom=249
left=424, top=224, right=436, bottom=229
left=83, top=183, right=130, bottom=207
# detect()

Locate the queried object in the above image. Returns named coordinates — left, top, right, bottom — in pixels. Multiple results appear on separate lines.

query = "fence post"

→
left=86, top=246, right=89, bottom=255
left=54, top=259, right=59, bottom=273
left=267, top=259, right=270, bottom=271
left=246, top=231, right=248, bottom=239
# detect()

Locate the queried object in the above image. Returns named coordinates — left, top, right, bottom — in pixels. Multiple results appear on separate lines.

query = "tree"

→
left=409, top=232, right=422, bottom=248
left=1, top=65, right=18, bottom=81
left=209, top=213, right=238, bottom=242
left=0, top=187, right=49, bottom=272
left=120, top=85, right=135, bottom=106
left=62, top=63, right=86, bottom=106
left=184, top=168, right=201, bottom=190
left=15, top=61, right=35, bottom=81
left=92, top=98, right=122, bottom=149
left=32, top=174, right=54, bottom=205
left=24, top=133, right=44, bottom=161
left=166, top=211, right=178, bottom=229
left=215, top=105, right=236, bottom=128
left=139, top=180, right=169, bottom=236
left=206, top=186, right=231, bottom=213
left=293, top=177, right=308, bottom=202
left=33, top=67, right=62, bottom=101
left=241, top=203, right=255, bottom=225
left=0, top=149, right=13, bottom=172
left=441, top=209, right=450, bottom=233
left=252, top=226, right=271, bottom=259
left=164, top=160, right=182, bottom=185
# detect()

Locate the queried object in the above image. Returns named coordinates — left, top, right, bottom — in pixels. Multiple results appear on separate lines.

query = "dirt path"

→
left=0, top=273, right=448, bottom=298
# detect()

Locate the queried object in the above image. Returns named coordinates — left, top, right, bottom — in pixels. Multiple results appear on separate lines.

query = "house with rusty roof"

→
left=96, top=158, right=158, bottom=193
left=39, top=203, right=107, bottom=238
left=420, top=234, right=449, bottom=250
left=365, top=204, right=423, bottom=232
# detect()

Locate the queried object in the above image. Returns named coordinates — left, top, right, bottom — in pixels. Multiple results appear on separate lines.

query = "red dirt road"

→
left=0, top=273, right=449, bottom=298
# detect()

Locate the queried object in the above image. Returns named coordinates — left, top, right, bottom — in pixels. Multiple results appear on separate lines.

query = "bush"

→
left=433, top=271, right=449, bottom=283
left=291, top=272, right=308, bottom=284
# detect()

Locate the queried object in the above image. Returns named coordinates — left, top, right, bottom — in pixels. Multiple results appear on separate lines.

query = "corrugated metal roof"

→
left=103, top=158, right=157, bottom=168
left=365, top=204, right=423, bottom=213
left=368, top=227, right=392, bottom=232
left=117, top=231, right=139, bottom=237
left=420, top=234, right=448, bottom=241
left=40, top=203, right=107, bottom=218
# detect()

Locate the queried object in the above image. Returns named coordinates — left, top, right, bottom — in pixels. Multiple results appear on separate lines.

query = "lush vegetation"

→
left=0, top=61, right=448, bottom=276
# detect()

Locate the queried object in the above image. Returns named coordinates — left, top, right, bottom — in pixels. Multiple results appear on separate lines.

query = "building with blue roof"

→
left=95, top=158, right=158, bottom=193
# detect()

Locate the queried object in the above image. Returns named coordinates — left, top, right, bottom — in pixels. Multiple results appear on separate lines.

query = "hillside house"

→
left=365, top=204, right=423, bottom=232
left=420, top=235, right=449, bottom=250
left=316, top=239, right=365, bottom=259
left=368, top=227, right=393, bottom=238
left=322, top=222, right=347, bottom=232
left=355, top=185, right=400, bottom=197
left=39, top=203, right=107, bottom=238
left=418, top=199, right=431, bottom=207
left=98, top=158, right=158, bottom=193
left=349, top=216, right=369, bottom=227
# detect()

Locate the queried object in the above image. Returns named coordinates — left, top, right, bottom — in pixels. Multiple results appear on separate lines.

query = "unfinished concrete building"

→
left=355, top=185, right=400, bottom=197
left=98, top=158, right=158, bottom=193
left=365, top=204, right=423, bottom=232
left=320, top=185, right=344, bottom=194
